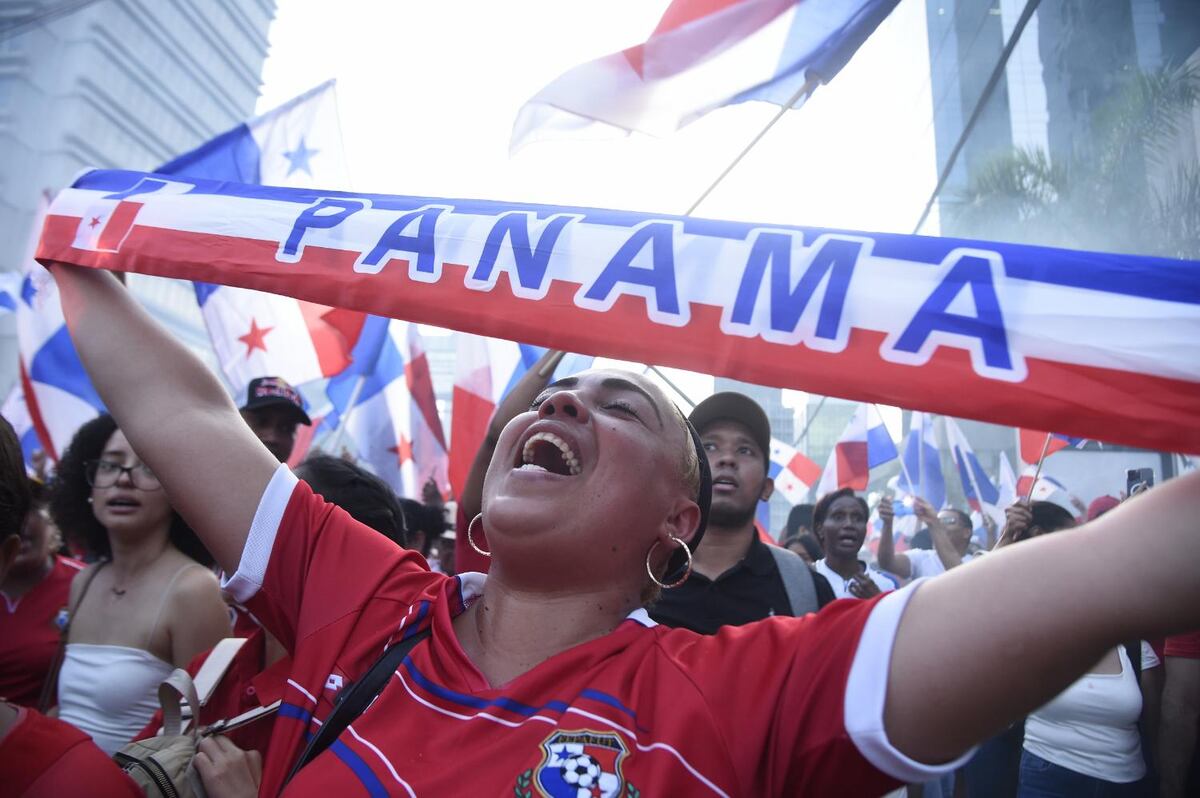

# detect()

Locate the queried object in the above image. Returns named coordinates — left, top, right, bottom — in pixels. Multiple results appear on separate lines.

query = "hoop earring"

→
left=467, top=513, right=491, bottom=557
left=645, top=535, right=692, bottom=589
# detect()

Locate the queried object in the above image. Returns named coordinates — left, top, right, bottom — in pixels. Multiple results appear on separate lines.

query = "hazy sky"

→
left=257, top=0, right=937, bottom=231
left=254, top=0, right=936, bottom=435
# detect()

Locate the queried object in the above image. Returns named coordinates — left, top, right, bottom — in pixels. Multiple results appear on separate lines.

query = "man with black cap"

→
left=238, top=376, right=312, bottom=463
left=651, top=392, right=834, bottom=634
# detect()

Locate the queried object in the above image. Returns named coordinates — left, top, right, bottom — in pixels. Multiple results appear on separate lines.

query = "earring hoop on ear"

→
left=645, top=535, right=692, bottom=589
left=467, top=513, right=491, bottom=557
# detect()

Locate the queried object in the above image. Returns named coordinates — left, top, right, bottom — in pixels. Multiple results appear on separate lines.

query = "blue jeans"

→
left=1017, top=751, right=1148, bottom=798
left=962, top=722, right=1024, bottom=798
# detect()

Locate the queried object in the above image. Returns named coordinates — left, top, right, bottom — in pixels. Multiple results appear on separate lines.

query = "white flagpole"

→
left=325, top=373, right=367, bottom=456
left=1024, top=433, right=1054, bottom=503
left=950, top=419, right=988, bottom=519
left=917, top=413, right=926, bottom=501
left=881, top=404, right=917, bottom=495
left=683, top=76, right=821, bottom=216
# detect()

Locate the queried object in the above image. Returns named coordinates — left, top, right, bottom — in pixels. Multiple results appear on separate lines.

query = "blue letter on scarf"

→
left=894, top=255, right=1013, bottom=371
left=583, top=222, right=681, bottom=317
left=280, top=198, right=365, bottom=261
left=731, top=233, right=858, bottom=340
left=471, top=212, right=576, bottom=293
left=358, top=206, right=446, bottom=275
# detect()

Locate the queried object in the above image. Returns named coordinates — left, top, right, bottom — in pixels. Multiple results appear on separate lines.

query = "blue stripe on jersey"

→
left=402, top=659, right=571, bottom=718
left=398, top=601, right=431, bottom=641
left=451, top=577, right=467, bottom=615
left=580, top=689, right=644, bottom=730
left=280, top=702, right=314, bottom=725
left=330, top=739, right=388, bottom=798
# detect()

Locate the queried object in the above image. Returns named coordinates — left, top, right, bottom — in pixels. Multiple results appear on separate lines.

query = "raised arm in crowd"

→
left=51, top=262, right=1200, bottom=793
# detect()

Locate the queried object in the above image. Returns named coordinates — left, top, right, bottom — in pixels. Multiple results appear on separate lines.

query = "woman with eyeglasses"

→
left=46, top=414, right=229, bottom=755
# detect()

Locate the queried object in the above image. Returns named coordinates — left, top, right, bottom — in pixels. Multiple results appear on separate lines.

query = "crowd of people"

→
left=0, top=261, right=1197, bottom=797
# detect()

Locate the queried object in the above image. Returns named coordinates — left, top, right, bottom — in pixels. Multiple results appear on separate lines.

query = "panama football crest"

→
left=525, top=730, right=629, bottom=798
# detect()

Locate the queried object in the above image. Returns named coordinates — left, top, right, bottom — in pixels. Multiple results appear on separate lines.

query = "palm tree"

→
left=946, top=64, right=1200, bottom=259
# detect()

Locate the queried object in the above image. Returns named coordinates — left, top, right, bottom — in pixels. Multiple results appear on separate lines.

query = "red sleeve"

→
left=1165, top=629, right=1200, bottom=659
left=657, top=583, right=973, bottom=794
left=221, top=465, right=435, bottom=653
left=0, top=708, right=140, bottom=798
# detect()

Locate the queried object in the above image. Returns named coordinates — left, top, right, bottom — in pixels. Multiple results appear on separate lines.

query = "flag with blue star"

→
left=283, top=136, right=319, bottom=177
left=153, top=79, right=362, bottom=392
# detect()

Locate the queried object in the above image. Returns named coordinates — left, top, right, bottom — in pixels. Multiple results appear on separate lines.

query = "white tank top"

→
left=57, top=642, right=175, bottom=755
left=1022, top=643, right=1157, bottom=783
left=56, top=561, right=202, bottom=755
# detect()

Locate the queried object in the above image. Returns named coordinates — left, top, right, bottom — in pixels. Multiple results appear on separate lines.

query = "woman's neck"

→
left=453, top=575, right=637, bottom=688
left=823, top=550, right=862, bottom=579
left=108, top=528, right=172, bottom=579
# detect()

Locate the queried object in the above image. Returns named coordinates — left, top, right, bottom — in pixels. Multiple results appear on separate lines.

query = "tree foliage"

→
left=947, top=64, right=1200, bottom=259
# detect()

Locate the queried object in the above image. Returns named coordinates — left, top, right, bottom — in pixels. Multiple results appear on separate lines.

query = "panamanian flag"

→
left=945, top=418, right=1000, bottom=521
left=2, top=384, right=42, bottom=473
left=816, top=403, right=897, bottom=495
left=16, top=193, right=105, bottom=461
left=1018, top=428, right=1089, bottom=466
left=156, top=80, right=364, bottom=391
left=511, top=0, right=901, bottom=151
left=0, top=271, right=20, bottom=315
left=897, top=411, right=945, bottom=509
left=323, top=318, right=449, bottom=498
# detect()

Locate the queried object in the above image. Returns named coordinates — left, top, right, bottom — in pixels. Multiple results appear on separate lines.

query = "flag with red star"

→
left=155, top=80, right=364, bottom=392
left=326, top=319, right=449, bottom=498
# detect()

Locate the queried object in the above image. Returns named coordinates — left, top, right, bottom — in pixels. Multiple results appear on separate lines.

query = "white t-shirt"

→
left=905, top=548, right=976, bottom=579
left=814, top=559, right=899, bottom=600
left=1023, top=642, right=1160, bottom=783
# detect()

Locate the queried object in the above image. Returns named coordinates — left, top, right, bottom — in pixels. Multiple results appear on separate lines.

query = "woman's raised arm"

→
left=51, top=263, right=278, bottom=573
left=884, top=469, right=1200, bottom=764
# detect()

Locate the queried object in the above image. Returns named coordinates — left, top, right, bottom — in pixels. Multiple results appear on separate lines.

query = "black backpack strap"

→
left=283, top=628, right=431, bottom=786
left=1124, top=640, right=1142, bottom=684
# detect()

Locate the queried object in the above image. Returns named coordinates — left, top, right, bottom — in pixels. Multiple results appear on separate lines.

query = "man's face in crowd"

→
left=242, top=406, right=299, bottom=463
left=819, top=495, right=868, bottom=560
left=938, top=510, right=974, bottom=552
left=701, top=419, right=771, bottom=528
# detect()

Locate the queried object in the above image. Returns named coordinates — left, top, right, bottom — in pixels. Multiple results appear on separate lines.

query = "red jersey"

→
left=1165, top=629, right=1200, bottom=659
left=134, top=626, right=287, bottom=756
left=224, top=467, right=966, bottom=797
left=0, top=704, right=140, bottom=797
left=0, top=555, right=83, bottom=706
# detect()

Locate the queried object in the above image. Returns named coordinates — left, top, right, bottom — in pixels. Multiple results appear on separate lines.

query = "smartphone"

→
left=1126, top=468, right=1154, bottom=496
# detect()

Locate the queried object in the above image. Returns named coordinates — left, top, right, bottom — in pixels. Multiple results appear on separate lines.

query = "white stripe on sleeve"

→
left=844, top=580, right=978, bottom=782
left=221, top=464, right=298, bottom=603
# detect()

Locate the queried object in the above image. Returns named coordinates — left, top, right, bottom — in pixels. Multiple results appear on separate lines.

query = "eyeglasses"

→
left=937, top=515, right=965, bottom=526
left=85, top=459, right=162, bottom=491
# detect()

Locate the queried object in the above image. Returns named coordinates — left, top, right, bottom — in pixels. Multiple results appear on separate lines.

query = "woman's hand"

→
left=848, top=573, right=881, bottom=599
left=195, top=735, right=262, bottom=798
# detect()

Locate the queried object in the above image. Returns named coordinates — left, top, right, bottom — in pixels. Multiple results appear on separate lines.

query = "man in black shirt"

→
left=651, top=392, right=834, bottom=634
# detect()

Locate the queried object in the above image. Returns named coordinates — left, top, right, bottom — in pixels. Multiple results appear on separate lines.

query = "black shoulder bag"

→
left=283, top=628, right=431, bottom=786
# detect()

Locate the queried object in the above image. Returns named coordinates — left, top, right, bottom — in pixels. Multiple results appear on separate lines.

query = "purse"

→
left=113, top=669, right=208, bottom=798
left=113, top=637, right=279, bottom=798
